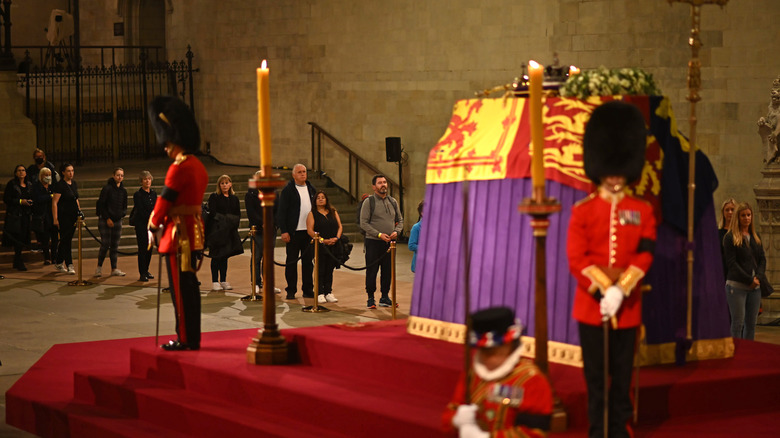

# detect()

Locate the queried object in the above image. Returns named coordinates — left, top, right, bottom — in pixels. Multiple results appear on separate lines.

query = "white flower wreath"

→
left=559, top=66, right=661, bottom=99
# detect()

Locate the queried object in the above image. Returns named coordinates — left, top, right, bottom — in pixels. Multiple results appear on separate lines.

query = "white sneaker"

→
left=212, top=282, right=223, bottom=291
left=317, top=295, right=327, bottom=304
left=55, top=263, right=67, bottom=273
left=220, top=282, right=232, bottom=290
left=255, top=285, right=261, bottom=294
left=111, top=269, right=126, bottom=277
left=325, top=294, right=339, bottom=303
left=67, top=264, right=76, bottom=274
left=94, top=266, right=102, bottom=277
left=274, top=287, right=282, bottom=294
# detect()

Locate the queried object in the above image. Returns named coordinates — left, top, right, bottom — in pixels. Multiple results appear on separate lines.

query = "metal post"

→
left=390, top=240, right=397, bottom=320
left=303, top=232, right=329, bottom=313
left=67, top=217, right=92, bottom=286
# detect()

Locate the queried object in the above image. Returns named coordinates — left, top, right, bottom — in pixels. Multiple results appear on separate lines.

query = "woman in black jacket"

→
left=3, top=165, right=34, bottom=270
left=132, top=171, right=157, bottom=281
left=206, top=174, right=242, bottom=291
left=723, top=202, right=765, bottom=340
left=30, top=167, right=57, bottom=265
left=95, top=168, right=127, bottom=277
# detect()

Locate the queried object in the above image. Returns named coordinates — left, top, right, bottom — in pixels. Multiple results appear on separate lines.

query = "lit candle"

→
left=257, top=60, right=272, bottom=169
left=569, top=65, right=580, bottom=76
left=528, top=60, right=545, bottom=191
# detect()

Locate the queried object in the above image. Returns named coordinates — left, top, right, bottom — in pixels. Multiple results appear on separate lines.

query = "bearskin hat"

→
left=583, top=100, right=647, bottom=185
left=147, top=96, right=201, bottom=153
left=469, top=306, right=522, bottom=348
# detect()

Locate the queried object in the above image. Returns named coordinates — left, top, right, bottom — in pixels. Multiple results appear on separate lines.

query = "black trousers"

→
left=251, top=233, right=264, bottom=286
left=56, top=222, right=76, bottom=265
left=317, top=247, right=336, bottom=295
left=165, top=253, right=201, bottom=347
left=135, top=227, right=152, bottom=277
left=284, top=230, right=313, bottom=296
left=210, top=257, right=228, bottom=282
left=364, top=238, right=391, bottom=296
left=35, top=226, right=58, bottom=263
left=579, top=323, right=637, bottom=438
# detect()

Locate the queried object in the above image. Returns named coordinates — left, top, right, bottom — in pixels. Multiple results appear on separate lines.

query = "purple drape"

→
left=411, top=179, right=732, bottom=346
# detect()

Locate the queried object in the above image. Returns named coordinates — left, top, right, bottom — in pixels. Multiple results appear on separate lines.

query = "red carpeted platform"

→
left=6, top=321, right=780, bottom=437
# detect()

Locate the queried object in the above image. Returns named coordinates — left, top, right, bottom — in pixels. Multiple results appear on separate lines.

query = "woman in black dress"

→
left=30, top=167, right=57, bottom=265
left=3, top=165, right=34, bottom=270
left=306, top=190, right=342, bottom=303
left=52, top=163, right=81, bottom=274
left=133, top=171, right=157, bottom=281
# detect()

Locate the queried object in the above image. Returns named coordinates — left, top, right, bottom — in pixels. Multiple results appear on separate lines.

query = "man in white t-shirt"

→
left=276, top=163, right=317, bottom=299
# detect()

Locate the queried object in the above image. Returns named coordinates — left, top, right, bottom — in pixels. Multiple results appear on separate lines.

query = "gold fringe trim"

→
left=407, top=316, right=735, bottom=368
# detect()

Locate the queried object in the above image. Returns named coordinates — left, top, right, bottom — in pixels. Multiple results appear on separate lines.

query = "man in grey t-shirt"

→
left=360, top=174, right=403, bottom=309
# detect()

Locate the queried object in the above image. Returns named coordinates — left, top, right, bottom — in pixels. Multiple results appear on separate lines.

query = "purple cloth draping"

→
left=410, top=178, right=583, bottom=344
left=410, top=180, right=731, bottom=346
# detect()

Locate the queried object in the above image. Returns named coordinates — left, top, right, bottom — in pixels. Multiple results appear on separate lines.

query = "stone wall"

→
left=165, top=0, right=780, bottom=230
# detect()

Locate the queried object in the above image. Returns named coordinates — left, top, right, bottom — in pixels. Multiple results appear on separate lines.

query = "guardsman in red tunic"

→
left=147, top=96, right=209, bottom=351
left=443, top=307, right=553, bottom=438
left=567, top=101, right=656, bottom=437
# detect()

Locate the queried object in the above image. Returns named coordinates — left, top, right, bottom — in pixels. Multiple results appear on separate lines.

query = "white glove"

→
left=147, top=229, right=155, bottom=250
left=459, top=423, right=489, bottom=438
left=452, top=404, right=478, bottom=428
left=600, top=285, right=625, bottom=318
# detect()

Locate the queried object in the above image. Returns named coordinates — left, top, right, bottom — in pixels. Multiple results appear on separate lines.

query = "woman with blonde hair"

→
left=722, top=202, right=765, bottom=339
left=205, top=174, right=242, bottom=291
left=718, top=198, right=737, bottom=279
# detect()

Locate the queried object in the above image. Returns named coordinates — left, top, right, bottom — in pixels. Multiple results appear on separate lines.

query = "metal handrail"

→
left=308, top=122, right=400, bottom=203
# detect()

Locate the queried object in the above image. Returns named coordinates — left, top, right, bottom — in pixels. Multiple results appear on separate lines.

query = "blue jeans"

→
left=725, top=284, right=761, bottom=340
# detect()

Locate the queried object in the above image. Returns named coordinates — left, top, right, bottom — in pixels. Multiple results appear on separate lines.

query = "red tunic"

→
left=149, top=154, right=208, bottom=254
left=442, top=358, right=553, bottom=438
left=567, top=191, right=656, bottom=328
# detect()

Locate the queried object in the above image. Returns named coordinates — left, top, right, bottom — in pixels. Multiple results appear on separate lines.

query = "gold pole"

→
left=390, top=240, right=397, bottom=320
left=67, top=217, right=91, bottom=286
left=247, top=165, right=289, bottom=365
left=667, top=0, right=730, bottom=341
left=303, top=233, right=329, bottom=313
left=251, top=225, right=257, bottom=300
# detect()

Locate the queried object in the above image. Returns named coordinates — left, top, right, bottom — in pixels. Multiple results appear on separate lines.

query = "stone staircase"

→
left=0, top=169, right=360, bottom=261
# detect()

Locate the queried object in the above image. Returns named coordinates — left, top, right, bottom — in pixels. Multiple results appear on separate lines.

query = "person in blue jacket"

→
left=408, top=200, right=423, bottom=273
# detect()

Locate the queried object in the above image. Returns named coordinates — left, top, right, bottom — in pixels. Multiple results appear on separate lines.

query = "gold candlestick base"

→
left=246, top=169, right=290, bottom=365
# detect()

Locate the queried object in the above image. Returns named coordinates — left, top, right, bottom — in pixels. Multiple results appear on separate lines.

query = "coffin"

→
left=408, top=95, right=734, bottom=366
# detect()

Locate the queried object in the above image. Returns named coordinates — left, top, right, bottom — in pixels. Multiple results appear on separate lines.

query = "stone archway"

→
left=119, top=0, right=166, bottom=64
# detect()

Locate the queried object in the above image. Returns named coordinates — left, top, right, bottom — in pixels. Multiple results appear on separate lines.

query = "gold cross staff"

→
left=666, top=0, right=729, bottom=343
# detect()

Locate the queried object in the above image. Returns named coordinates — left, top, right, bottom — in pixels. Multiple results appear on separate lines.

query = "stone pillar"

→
left=0, top=71, right=36, bottom=171
left=754, top=165, right=780, bottom=324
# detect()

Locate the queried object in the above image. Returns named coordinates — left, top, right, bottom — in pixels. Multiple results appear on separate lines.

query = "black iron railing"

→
left=308, top=122, right=400, bottom=204
left=15, top=45, right=197, bottom=164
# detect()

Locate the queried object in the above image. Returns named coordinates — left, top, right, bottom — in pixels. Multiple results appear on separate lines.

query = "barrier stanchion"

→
left=390, top=240, right=397, bottom=320
left=241, top=226, right=261, bottom=301
left=68, top=216, right=92, bottom=286
left=303, top=232, right=329, bottom=313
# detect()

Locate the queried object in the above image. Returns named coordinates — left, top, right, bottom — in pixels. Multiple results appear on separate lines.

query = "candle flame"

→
left=261, top=59, right=267, bottom=69
left=569, top=65, right=580, bottom=75
left=529, top=60, right=541, bottom=70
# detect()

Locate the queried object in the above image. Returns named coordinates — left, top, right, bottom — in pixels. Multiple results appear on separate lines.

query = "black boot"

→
left=13, top=256, right=27, bottom=272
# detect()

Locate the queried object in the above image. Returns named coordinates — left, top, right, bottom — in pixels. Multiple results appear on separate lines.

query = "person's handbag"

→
left=758, top=272, right=774, bottom=298
left=128, top=206, right=137, bottom=226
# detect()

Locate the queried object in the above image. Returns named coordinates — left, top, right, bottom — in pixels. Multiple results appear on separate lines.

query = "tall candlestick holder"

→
left=518, top=188, right=567, bottom=432
left=247, top=166, right=289, bottom=365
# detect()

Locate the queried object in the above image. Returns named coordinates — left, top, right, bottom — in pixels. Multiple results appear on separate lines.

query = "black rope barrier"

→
left=82, top=223, right=139, bottom=256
